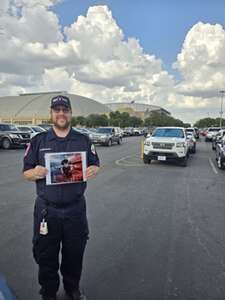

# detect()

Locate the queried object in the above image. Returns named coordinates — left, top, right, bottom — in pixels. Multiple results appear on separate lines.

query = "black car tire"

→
left=2, top=138, right=12, bottom=150
left=117, top=138, right=122, bottom=145
left=180, top=155, right=188, bottom=167
left=107, top=139, right=112, bottom=147
left=143, top=155, right=151, bottom=164
left=217, top=156, right=224, bottom=170
left=2, top=138, right=11, bottom=150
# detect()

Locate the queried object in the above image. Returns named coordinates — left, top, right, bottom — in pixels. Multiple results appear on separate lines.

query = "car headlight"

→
left=144, top=140, right=151, bottom=146
left=9, top=134, right=19, bottom=138
left=101, top=135, right=107, bottom=139
left=176, top=142, right=185, bottom=148
left=89, top=134, right=93, bottom=138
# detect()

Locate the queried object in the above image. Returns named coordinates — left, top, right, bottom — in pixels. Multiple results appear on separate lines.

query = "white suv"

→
left=205, top=127, right=221, bottom=142
left=143, top=127, right=189, bottom=167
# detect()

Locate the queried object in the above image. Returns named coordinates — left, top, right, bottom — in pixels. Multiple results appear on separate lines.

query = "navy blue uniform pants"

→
left=32, top=197, right=89, bottom=296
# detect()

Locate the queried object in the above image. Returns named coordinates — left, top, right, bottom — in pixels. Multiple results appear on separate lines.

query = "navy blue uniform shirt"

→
left=23, top=128, right=100, bottom=205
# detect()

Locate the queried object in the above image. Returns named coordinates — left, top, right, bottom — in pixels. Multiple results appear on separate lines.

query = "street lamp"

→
left=219, top=90, right=225, bottom=128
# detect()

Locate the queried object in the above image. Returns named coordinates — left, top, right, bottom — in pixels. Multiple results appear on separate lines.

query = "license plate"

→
left=158, top=156, right=166, bottom=161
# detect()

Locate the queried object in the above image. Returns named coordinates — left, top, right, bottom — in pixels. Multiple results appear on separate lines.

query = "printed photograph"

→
left=45, top=152, right=87, bottom=185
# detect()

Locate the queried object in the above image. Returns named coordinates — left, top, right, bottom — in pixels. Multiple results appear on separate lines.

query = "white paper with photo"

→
left=45, top=151, right=87, bottom=185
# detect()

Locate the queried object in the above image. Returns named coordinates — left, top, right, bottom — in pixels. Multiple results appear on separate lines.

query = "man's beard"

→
left=53, top=118, right=71, bottom=130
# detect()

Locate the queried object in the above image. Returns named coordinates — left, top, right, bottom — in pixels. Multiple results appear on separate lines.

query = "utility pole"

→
left=219, top=90, right=225, bottom=128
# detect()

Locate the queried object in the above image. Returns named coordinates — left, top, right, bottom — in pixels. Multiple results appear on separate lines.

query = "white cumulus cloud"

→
left=0, top=2, right=225, bottom=123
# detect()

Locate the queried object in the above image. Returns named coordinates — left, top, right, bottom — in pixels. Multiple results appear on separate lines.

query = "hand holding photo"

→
left=45, top=152, right=87, bottom=185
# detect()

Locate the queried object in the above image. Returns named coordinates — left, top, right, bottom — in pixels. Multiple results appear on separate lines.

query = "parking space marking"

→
left=208, top=158, right=218, bottom=175
left=115, top=154, right=143, bottom=167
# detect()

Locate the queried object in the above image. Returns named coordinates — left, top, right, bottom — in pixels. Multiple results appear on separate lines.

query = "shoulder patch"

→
left=91, top=144, right=96, bottom=155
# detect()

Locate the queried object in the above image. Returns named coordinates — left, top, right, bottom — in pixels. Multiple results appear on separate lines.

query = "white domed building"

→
left=0, top=92, right=111, bottom=124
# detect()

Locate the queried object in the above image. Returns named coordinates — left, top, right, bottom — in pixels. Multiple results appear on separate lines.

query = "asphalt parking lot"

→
left=0, top=136, right=225, bottom=300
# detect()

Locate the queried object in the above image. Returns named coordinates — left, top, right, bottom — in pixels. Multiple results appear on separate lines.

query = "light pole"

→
left=219, top=90, right=225, bottom=128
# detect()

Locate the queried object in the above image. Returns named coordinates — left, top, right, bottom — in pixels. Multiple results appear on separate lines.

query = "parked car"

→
left=92, top=127, right=122, bottom=146
left=205, top=127, right=221, bottom=142
left=73, top=127, right=92, bottom=138
left=194, top=127, right=200, bottom=139
left=212, top=129, right=225, bottom=150
left=16, top=125, right=46, bottom=138
left=186, top=132, right=196, bottom=153
left=143, top=127, right=189, bottom=166
left=0, top=123, right=30, bottom=149
left=186, top=127, right=198, bottom=139
left=215, top=137, right=225, bottom=169
left=133, top=128, right=143, bottom=136
left=37, top=123, right=52, bottom=131
left=123, top=127, right=134, bottom=136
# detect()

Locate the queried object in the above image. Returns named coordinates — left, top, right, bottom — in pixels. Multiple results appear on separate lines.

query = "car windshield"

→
left=208, top=128, right=220, bottom=132
left=18, top=127, right=31, bottom=132
left=0, top=124, right=18, bottom=131
left=32, top=127, right=45, bottom=132
left=88, top=128, right=97, bottom=133
left=152, top=128, right=184, bottom=138
left=186, top=129, right=194, bottom=132
left=97, top=128, right=112, bottom=134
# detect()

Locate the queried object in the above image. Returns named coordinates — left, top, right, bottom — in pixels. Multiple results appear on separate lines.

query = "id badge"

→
left=40, top=219, right=48, bottom=235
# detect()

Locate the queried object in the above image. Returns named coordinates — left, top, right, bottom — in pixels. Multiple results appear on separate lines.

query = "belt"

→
left=38, top=196, right=84, bottom=209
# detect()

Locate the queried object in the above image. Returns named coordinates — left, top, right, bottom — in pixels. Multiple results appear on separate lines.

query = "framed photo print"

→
left=45, top=151, right=87, bottom=185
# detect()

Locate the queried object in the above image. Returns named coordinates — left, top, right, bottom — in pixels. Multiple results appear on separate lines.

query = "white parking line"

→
left=115, top=154, right=143, bottom=167
left=208, top=158, right=218, bottom=175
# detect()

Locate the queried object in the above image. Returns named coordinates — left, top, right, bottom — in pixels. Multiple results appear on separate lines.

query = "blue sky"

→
left=53, top=0, right=225, bottom=73
left=1, top=0, right=225, bottom=122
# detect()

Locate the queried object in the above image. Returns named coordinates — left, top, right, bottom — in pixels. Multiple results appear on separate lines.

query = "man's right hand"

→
left=34, top=165, right=48, bottom=179
left=23, top=165, right=48, bottom=181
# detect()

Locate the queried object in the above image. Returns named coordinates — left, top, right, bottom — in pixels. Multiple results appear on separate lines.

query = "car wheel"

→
left=117, top=138, right=122, bottom=145
left=2, top=138, right=11, bottom=150
left=143, top=155, right=151, bottom=164
left=107, top=139, right=112, bottom=147
left=180, top=155, right=188, bottom=167
left=217, top=156, right=224, bottom=169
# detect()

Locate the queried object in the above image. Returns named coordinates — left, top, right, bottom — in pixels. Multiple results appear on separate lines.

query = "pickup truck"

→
left=143, top=127, right=189, bottom=167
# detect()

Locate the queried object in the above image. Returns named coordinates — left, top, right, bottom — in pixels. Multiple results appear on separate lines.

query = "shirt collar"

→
left=47, top=127, right=78, bottom=141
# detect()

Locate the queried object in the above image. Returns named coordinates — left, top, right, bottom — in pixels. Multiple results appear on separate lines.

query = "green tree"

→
left=144, top=112, right=185, bottom=127
left=194, top=117, right=225, bottom=128
left=85, top=114, right=109, bottom=127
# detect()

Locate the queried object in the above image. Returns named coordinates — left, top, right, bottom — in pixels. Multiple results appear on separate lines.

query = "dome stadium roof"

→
left=0, top=92, right=110, bottom=118
left=106, top=102, right=170, bottom=115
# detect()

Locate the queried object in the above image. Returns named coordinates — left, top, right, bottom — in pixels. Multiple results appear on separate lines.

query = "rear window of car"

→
left=0, top=124, right=18, bottom=131
left=18, top=127, right=31, bottom=132
left=208, top=128, right=221, bottom=132
left=97, top=128, right=112, bottom=134
left=186, top=128, right=194, bottom=132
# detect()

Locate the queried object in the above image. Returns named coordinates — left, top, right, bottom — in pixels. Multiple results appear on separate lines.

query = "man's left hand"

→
left=86, top=165, right=99, bottom=179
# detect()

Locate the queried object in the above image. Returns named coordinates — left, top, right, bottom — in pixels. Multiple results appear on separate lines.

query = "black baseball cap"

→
left=50, top=95, right=71, bottom=109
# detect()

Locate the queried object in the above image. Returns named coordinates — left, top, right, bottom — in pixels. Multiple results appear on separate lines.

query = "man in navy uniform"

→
left=23, top=95, right=100, bottom=300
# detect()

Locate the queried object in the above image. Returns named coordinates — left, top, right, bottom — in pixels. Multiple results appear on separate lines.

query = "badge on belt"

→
left=40, top=208, right=48, bottom=235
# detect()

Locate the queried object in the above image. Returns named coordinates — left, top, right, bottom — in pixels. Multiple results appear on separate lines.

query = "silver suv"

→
left=92, top=127, right=122, bottom=146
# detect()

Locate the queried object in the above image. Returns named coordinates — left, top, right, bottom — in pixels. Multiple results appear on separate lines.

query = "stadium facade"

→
left=106, top=102, right=170, bottom=119
left=0, top=92, right=111, bottom=125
